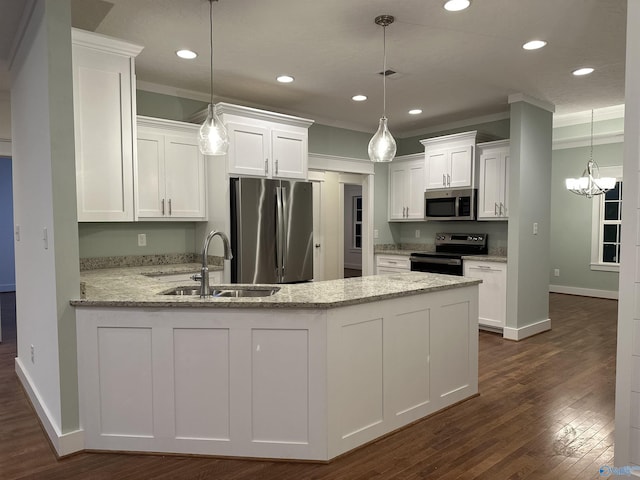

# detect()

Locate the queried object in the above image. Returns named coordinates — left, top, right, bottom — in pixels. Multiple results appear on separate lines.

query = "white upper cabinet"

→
left=136, top=117, right=206, bottom=221
left=388, top=154, right=425, bottom=221
left=477, top=140, right=510, bottom=220
left=217, top=103, right=313, bottom=180
left=421, top=131, right=479, bottom=190
left=72, top=29, right=143, bottom=222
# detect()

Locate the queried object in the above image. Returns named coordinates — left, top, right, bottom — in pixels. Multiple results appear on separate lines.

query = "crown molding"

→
left=553, top=104, right=625, bottom=128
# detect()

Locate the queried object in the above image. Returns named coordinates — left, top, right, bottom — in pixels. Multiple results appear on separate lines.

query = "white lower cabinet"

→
left=464, top=260, right=507, bottom=329
left=375, top=254, right=411, bottom=274
left=136, top=117, right=206, bottom=221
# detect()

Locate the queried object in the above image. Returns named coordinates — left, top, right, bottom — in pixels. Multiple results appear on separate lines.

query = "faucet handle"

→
left=191, top=273, right=202, bottom=282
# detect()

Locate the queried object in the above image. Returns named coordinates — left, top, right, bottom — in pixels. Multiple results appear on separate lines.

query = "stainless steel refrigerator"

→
left=230, top=177, right=313, bottom=284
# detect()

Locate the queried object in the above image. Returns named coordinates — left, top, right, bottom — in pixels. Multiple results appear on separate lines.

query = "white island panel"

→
left=173, top=328, right=230, bottom=440
left=97, top=327, right=153, bottom=437
left=251, top=328, right=309, bottom=444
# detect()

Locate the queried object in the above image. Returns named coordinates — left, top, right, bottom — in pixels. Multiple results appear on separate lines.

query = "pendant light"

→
left=368, top=15, right=397, bottom=163
left=565, top=110, right=616, bottom=198
left=198, top=0, right=229, bottom=156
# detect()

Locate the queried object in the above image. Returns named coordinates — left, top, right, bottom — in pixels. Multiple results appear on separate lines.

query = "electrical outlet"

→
left=15, top=225, right=20, bottom=241
left=374, top=229, right=379, bottom=239
left=554, top=269, right=560, bottom=277
left=30, top=344, right=35, bottom=363
left=415, top=229, right=420, bottom=238
left=138, top=233, right=147, bottom=247
left=533, top=222, right=539, bottom=235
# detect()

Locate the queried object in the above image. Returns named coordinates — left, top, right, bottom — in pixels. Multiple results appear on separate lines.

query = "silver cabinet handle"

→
left=265, top=158, right=269, bottom=175
left=443, top=174, right=446, bottom=187
left=500, top=202, right=504, bottom=216
left=275, top=159, right=279, bottom=175
left=168, top=198, right=172, bottom=216
left=495, top=202, right=498, bottom=216
left=161, top=198, right=165, bottom=215
left=447, top=174, right=451, bottom=187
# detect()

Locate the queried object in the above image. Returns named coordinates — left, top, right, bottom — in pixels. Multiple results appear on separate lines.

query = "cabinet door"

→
left=478, top=151, right=502, bottom=220
left=448, top=145, right=473, bottom=188
left=73, top=45, right=135, bottom=221
left=464, top=262, right=507, bottom=328
left=227, top=122, right=270, bottom=177
left=406, top=160, right=425, bottom=219
left=425, top=150, right=448, bottom=190
left=136, top=133, right=166, bottom=219
left=272, top=129, right=307, bottom=179
left=164, top=135, right=206, bottom=219
left=388, top=163, right=408, bottom=220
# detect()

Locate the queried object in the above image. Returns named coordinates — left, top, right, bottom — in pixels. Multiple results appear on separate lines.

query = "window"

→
left=591, top=166, right=622, bottom=272
left=353, top=196, right=362, bottom=249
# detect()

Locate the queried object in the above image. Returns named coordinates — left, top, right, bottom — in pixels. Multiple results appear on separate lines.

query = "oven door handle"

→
left=410, top=256, right=462, bottom=266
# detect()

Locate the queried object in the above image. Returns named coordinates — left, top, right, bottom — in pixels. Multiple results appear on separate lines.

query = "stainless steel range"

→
left=410, top=233, right=488, bottom=276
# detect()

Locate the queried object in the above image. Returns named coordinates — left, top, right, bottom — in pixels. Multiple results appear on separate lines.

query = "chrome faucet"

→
left=192, top=230, right=233, bottom=297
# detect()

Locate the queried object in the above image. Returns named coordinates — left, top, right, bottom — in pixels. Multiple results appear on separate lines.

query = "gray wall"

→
left=550, top=141, right=622, bottom=292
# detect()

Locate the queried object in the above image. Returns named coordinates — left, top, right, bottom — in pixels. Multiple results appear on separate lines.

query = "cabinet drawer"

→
left=376, top=255, right=411, bottom=270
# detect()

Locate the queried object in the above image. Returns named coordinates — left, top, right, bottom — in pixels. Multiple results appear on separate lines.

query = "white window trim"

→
left=590, top=165, right=623, bottom=272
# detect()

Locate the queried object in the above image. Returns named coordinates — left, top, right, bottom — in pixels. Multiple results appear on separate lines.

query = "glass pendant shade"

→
left=368, top=117, right=396, bottom=162
left=199, top=103, right=229, bottom=156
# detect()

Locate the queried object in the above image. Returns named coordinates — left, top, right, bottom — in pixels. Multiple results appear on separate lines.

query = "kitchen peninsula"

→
left=72, top=268, right=480, bottom=461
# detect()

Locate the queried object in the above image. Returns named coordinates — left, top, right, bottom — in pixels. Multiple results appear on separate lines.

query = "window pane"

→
left=604, top=182, right=620, bottom=200
left=604, top=202, right=619, bottom=221
left=356, top=210, right=362, bottom=222
left=355, top=223, right=361, bottom=236
left=603, top=224, right=618, bottom=243
left=356, top=197, right=362, bottom=209
left=603, top=244, right=617, bottom=263
left=355, top=236, right=361, bottom=248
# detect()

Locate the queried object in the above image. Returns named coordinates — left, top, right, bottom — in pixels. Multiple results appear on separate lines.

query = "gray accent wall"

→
left=550, top=142, right=622, bottom=293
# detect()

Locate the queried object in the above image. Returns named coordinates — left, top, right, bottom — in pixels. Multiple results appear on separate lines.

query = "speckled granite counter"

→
left=71, top=264, right=480, bottom=309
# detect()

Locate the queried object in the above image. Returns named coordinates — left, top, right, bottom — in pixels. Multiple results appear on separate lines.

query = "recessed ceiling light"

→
left=176, top=49, right=197, bottom=60
left=444, top=0, right=470, bottom=12
left=408, top=109, right=423, bottom=115
left=573, top=67, right=594, bottom=76
left=276, top=75, right=295, bottom=83
left=352, top=94, right=368, bottom=102
left=522, top=40, right=547, bottom=50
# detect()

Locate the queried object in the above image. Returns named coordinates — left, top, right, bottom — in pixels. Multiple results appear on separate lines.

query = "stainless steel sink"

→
left=163, top=286, right=280, bottom=297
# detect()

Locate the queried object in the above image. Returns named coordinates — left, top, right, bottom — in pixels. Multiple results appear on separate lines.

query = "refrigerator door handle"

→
left=280, top=186, right=288, bottom=280
left=275, top=186, right=284, bottom=282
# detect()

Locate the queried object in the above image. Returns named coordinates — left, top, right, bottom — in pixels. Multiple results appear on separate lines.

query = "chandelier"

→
left=565, top=110, right=615, bottom=198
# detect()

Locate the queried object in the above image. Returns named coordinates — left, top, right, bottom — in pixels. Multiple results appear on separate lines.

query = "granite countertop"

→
left=71, top=264, right=481, bottom=310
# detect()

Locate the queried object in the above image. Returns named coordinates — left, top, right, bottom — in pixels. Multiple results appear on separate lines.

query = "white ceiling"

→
left=0, top=0, right=628, bottom=135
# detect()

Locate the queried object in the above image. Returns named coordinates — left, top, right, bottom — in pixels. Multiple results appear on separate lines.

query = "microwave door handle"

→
left=455, top=196, right=460, bottom=217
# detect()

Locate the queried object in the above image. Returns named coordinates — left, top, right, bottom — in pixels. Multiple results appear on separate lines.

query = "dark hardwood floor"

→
left=0, top=292, right=617, bottom=479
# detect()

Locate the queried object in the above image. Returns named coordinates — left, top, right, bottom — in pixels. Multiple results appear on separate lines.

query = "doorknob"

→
left=315, top=244, right=321, bottom=248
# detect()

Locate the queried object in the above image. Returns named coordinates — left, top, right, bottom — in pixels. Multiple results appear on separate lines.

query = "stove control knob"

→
left=467, top=236, right=473, bottom=241
left=478, top=236, right=483, bottom=241
left=473, top=236, right=478, bottom=241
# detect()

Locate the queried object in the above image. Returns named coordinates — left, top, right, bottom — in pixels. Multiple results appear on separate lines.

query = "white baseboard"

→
left=549, top=284, right=618, bottom=300
left=503, top=318, right=551, bottom=341
left=15, top=358, right=84, bottom=457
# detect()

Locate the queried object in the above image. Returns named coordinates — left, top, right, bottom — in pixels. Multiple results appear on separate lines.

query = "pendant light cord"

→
left=382, top=25, right=387, bottom=118
left=209, top=0, right=214, bottom=105
left=589, top=109, right=594, bottom=163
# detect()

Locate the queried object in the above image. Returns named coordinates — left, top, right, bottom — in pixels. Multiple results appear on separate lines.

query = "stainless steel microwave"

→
left=424, top=188, right=477, bottom=221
